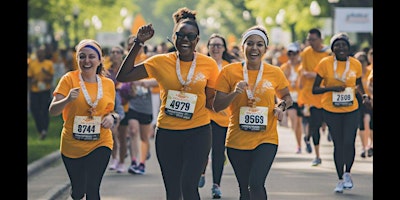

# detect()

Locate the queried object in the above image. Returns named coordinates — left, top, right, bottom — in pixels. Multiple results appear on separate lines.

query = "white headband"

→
left=241, top=30, right=269, bottom=46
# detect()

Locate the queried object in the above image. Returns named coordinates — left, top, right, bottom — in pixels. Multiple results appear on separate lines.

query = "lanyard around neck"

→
left=333, top=57, right=350, bottom=82
left=242, top=62, right=264, bottom=99
left=79, top=73, right=103, bottom=109
left=176, top=52, right=197, bottom=89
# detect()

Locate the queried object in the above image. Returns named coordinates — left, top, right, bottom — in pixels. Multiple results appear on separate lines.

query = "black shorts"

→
left=120, top=108, right=153, bottom=125
left=288, top=102, right=304, bottom=117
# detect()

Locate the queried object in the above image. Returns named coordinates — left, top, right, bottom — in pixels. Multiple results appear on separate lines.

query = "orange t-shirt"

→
left=53, top=70, right=115, bottom=158
left=209, top=59, right=231, bottom=127
left=298, top=46, right=330, bottom=107
left=215, top=62, right=289, bottom=150
left=144, top=52, right=219, bottom=130
left=27, top=58, right=54, bottom=92
left=315, top=56, right=362, bottom=113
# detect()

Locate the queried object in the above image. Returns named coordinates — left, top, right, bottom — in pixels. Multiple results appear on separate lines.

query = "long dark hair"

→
left=207, top=33, right=235, bottom=63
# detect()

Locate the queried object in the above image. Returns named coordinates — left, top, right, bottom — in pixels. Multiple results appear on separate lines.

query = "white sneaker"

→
left=116, top=163, right=126, bottom=173
left=109, top=159, right=119, bottom=170
left=343, top=172, right=353, bottom=190
left=334, top=181, right=344, bottom=193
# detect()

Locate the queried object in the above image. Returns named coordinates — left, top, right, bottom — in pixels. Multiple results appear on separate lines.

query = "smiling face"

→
left=332, top=39, right=350, bottom=61
left=242, top=34, right=267, bottom=67
left=208, top=37, right=225, bottom=61
left=174, top=22, right=199, bottom=61
left=78, top=47, right=101, bottom=73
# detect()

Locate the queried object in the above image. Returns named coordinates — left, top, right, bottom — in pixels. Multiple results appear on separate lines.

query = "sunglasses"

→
left=287, top=51, right=298, bottom=56
left=175, top=32, right=198, bottom=41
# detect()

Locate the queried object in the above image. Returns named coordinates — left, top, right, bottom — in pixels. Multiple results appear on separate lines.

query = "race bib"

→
left=165, top=90, right=197, bottom=120
left=73, top=116, right=101, bottom=140
left=37, top=81, right=46, bottom=91
left=332, top=87, right=354, bottom=107
left=239, top=106, right=268, bottom=132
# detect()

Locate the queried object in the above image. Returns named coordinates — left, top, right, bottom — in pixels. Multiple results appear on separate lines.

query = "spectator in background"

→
left=280, top=42, right=304, bottom=154
left=198, top=33, right=234, bottom=199
left=106, top=45, right=126, bottom=170
left=28, top=47, right=54, bottom=140
left=117, top=35, right=153, bottom=174
left=298, top=28, right=331, bottom=166
left=353, top=51, right=373, bottom=158
left=51, top=49, right=67, bottom=92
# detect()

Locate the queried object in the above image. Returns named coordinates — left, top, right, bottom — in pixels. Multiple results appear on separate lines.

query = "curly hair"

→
left=172, top=7, right=199, bottom=35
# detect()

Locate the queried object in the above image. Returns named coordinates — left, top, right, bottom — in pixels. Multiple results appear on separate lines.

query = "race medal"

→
left=181, top=85, right=188, bottom=93
left=165, top=90, right=197, bottom=120
left=73, top=116, right=101, bottom=140
left=88, top=107, right=96, bottom=119
left=79, top=74, right=103, bottom=120
left=239, top=106, right=268, bottom=132
left=243, top=61, right=264, bottom=109
left=332, top=87, right=354, bottom=107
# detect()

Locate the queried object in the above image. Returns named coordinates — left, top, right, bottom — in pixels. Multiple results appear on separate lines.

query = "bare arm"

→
left=213, top=81, right=247, bottom=112
left=205, top=87, right=216, bottom=110
left=312, top=74, right=345, bottom=94
left=273, top=87, right=293, bottom=121
left=49, top=87, right=80, bottom=116
left=116, top=24, right=155, bottom=82
left=276, top=87, right=293, bottom=110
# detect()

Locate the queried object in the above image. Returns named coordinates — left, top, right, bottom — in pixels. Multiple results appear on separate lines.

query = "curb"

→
left=28, top=150, right=71, bottom=200
left=41, top=181, right=71, bottom=200
left=28, top=150, right=61, bottom=177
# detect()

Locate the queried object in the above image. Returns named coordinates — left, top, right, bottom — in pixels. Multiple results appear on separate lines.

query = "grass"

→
left=27, top=112, right=63, bottom=164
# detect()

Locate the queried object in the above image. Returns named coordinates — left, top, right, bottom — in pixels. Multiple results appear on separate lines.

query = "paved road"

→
left=28, top=125, right=373, bottom=200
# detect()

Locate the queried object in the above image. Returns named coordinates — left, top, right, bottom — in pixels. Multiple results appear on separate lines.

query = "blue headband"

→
left=84, top=44, right=101, bottom=60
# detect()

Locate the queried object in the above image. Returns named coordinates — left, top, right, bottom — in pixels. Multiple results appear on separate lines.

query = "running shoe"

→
left=296, top=147, right=301, bottom=154
left=131, top=163, right=145, bottom=175
left=198, top=174, right=206, bottom=188
left=360, top=150, right=366, bottom=158
left=211, top=183, right=222, bottom=199
left=343, top=172, right=353, bottom=190
left=311, top=158, right=321, bottom=166
left=128, top=161, right=138, bottom=174
left=116, top=163, right=126, bottom=173
left=334, top=180, right=344, bottom=193
left=304, top=136, right=312, bottom=153
left=109, top=159, right=119, bottom=170
left=367, top=148, right=373, bottom=157
left=40, top=130, right=47, bottom=140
